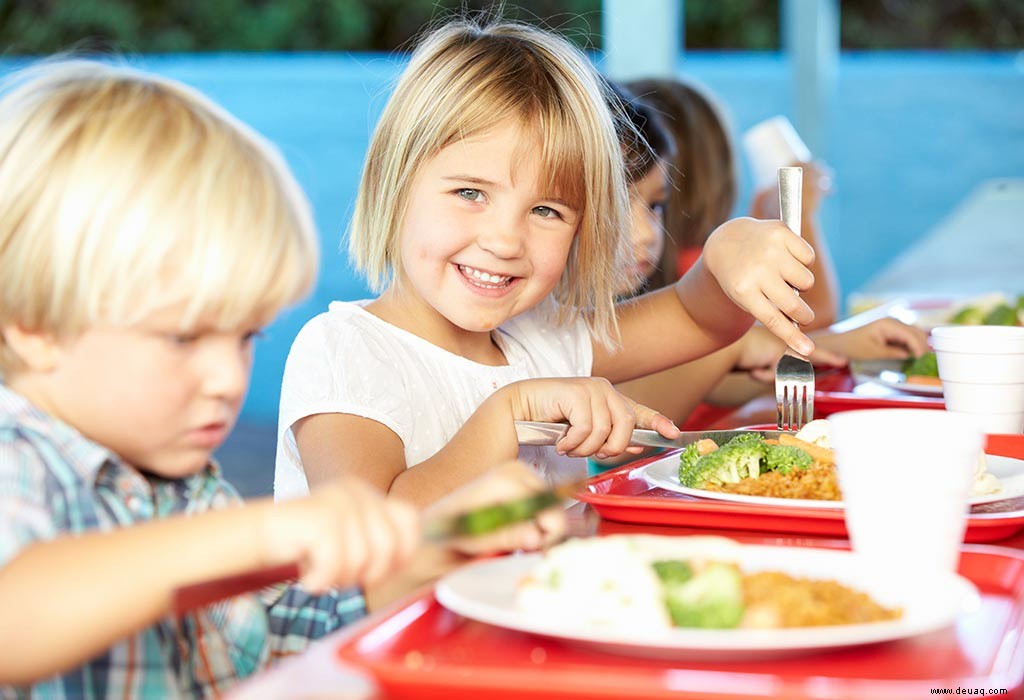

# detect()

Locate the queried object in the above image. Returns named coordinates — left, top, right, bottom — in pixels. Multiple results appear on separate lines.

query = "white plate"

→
left=435, top=542, right=979, bottom=661
left=641, top=453, right=1024, bottom=508
left=851, top=359, right=944, bottom=396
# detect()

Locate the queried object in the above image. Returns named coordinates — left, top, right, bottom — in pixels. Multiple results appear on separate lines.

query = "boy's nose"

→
left=200, top=342, right=250, bottom=403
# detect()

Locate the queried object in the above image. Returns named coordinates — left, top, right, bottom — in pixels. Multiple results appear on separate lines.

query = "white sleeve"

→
left=274, top=313, right=414, bottom=499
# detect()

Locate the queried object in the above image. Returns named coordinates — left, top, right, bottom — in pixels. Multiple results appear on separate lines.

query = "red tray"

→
left=814, top=367, right=945, bottom=414
left=335, top=544, right=1024, bottom=700
left=577, top=434, right=1024, bottom=543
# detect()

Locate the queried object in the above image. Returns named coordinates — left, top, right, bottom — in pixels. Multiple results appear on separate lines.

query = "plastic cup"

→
left=830, top=409, right=984, bottom=578
left=741, top=115, right=812, bottom=190
left=932, top=326, right=1024, bottom=434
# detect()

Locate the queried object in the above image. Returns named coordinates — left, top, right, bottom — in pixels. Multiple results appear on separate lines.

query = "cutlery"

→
left=171, top=479, right=586, bottom=615
left=515, top=420, right=791, bottom=450
left=775, top=166, right=815, bottom=430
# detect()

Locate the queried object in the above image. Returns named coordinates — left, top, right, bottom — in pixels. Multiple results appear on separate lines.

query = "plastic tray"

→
left=577, top=434, right=1024, bottom=543
left=334, top=543, right=1024, bottom=700
left=814, top=367, right=945, bottom=414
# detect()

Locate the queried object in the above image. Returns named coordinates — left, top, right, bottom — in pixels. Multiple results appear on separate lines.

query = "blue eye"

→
left=533, top=206, right=562, bottom=220
left=457, top=188, right=483, bottom=202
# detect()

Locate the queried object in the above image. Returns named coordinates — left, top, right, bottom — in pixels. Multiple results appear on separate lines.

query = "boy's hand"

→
left=263, top=477, right=421, bottom=594
left=703, top=217, right=816, bottom=355
left=737, top=325, right=847, bottom=383
left=506, top=377, right=679, bottom=459
left=424, top=461, right=567, bottom=554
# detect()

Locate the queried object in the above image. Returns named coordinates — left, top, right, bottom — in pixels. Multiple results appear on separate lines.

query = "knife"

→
left=515, top=420, right=794, bottom=450
left=171, top=478, right=584, bottom=615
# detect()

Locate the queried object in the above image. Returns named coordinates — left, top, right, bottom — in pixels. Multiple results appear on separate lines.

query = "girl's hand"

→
left=424, top=461, right=568, bottom=555
left=506, top=377, right=679, bottom=459
left=703, top=217, right=816, bottom=355
left=263, top=477, right=421, bottom=593
left=813, top=317, right=930, bottom=361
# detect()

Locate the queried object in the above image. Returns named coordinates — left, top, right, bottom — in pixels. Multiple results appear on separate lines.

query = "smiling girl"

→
left=275, top=18, right=819, bottom=506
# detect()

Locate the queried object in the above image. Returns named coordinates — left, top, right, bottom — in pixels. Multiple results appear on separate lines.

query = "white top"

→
left=274, top=300, right=594, bottom=500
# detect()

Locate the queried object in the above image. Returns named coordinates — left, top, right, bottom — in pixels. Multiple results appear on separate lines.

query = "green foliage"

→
left=0, top=0, right=1018, bottom=55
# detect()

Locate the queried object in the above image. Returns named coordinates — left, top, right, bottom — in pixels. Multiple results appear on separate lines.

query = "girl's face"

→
left=621, top=160, right=669, bottom=296
left=17, top=303, right=260, bottom=479
left=392, top=119, right=580, bottom=339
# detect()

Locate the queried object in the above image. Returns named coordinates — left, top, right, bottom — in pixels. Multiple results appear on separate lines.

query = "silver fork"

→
left=775, top=166, right=815, bottom=430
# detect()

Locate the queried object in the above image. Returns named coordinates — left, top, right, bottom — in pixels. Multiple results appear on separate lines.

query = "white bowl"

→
left=931, top=325, right=1024, bottom=354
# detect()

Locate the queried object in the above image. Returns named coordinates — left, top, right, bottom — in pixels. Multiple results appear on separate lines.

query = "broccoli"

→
left=652, top=560, right=693, bottom=587
left=983, top=303, right=1017, bottom=326
left=902, top=351, right=938, bottom=377
left=658, top=561, right=745, bottom=629
left=763, top=443, right=813, bottom=474
left=679, top=442, right=702, bottom=478
left=950, top=305, right=987, bottom=325
left=678, top=434, right=765, bottom=488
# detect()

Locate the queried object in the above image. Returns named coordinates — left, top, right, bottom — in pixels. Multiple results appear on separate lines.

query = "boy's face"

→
left=393, top=119, right=580, bottom=337
left=18, top=303, right=260, bottom=478
left=620, top=161, right=669, bottom=296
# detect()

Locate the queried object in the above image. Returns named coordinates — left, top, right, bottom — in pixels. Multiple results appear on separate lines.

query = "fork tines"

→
left=775, top=353, right=815, bottom=431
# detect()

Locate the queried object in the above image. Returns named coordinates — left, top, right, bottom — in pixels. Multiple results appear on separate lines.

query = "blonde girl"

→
left=276, top=18, right=818, bottom=506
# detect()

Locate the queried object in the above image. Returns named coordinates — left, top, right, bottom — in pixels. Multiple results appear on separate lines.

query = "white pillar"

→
left=602, top=0, right=682, bottom=81
left=782, top=0, right=838, bottom=157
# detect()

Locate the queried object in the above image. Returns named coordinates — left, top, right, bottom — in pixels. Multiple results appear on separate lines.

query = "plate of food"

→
left=434, top=535, right=979, bottom=660
left=639, top=419, right=1023, bottom=508
left=851, top=357, right=944, bottom=397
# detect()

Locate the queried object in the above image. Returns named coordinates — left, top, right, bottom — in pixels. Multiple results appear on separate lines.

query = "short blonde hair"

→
left=0, top=59, right=319, bottom=374
left=348, top=18, right=631, bottom=346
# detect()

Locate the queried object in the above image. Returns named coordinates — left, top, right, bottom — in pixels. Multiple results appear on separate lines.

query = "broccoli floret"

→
left=679, top=436, right=765, bottom=488
left=678, top=442, right=702, bottom=480
left=983, top=303, right=1017, bottom=326
left=763, top=443, right=813, bottom=474
left=950, top=305, right=986, bottom=325
left=660, top=561, right=744, bottom=629
left=902, top=351, right=938, bottom=377
left=652, top=560, right=693, bottom=587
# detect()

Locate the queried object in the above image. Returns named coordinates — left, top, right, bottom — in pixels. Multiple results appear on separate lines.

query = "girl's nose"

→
left=476, top=216, right=526, bottom=259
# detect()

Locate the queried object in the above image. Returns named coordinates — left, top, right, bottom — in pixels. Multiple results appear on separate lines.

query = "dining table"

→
left=226, top=364, right=1024, bottom=699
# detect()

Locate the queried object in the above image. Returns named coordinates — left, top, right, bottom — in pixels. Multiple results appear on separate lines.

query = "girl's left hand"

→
left=813, top=317, right=931, bottom=360
left=703, top=217, right=816, bottom=355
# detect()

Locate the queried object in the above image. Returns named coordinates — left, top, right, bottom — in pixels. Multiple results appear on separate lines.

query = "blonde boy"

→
left=0, top=60, right=427, bottom=696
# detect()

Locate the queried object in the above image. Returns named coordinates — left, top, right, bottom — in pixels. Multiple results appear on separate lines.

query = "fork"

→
left=775, top=166, right=815, bottom=430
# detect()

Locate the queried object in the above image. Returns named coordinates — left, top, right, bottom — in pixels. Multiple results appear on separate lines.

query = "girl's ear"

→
left=1, top=325, right=61, bottom=372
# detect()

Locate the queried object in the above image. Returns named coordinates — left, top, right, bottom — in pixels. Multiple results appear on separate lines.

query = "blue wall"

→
left=3, top=51, right=1021, bottom=424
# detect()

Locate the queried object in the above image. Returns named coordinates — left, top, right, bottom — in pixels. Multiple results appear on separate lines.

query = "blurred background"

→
left=2, top=0, right=1021, bottom=495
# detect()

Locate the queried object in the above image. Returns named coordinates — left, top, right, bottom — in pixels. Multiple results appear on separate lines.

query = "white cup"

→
left=830, top=409, right=984, bottom=578
left=932, top=326, right=1024, bottom=434
left=741, top=115, right=812, bottom=190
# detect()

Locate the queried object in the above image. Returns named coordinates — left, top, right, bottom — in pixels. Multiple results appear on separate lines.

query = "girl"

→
left=627, top=76, right=841, bottom=329
left=275, top=18, right=819, bottom=507
left=608, top=82, right=930, bottom=428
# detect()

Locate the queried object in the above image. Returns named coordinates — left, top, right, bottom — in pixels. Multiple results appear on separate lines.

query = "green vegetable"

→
left=652, top=560, right=694, bottom=586
left=983, top=303, right=1017, bottom=326
left=763, top=443, right=813, bottom=474
left=902, top=351, right=939, bottom=377
left=658, top=561, right=745, bottom=628
left=678, top=434, right=765, bottom=488
left=950, top=305, right=987, bottom=325
left=679, top=442, right=702, bottom=476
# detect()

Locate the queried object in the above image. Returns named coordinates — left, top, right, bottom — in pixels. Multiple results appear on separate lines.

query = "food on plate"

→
left=948, top=293, right=1024, bottom=327
left=677, top=419, right=1001, bottom=500
left=515, top=535, right=902, bottom=631
left=902, top=351, right=940, bottom=385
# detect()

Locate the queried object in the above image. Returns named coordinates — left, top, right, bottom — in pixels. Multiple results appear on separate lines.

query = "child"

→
left=275, top=18, right=820, bottom=506
left=626, top=76, right=841, bottom=329
left=0, top=59, right=563, bottom=696
left=607, top=82, right=929, bottom=427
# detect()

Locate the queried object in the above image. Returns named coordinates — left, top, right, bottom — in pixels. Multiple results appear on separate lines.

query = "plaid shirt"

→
left=0, top=385, right=367, bottom=699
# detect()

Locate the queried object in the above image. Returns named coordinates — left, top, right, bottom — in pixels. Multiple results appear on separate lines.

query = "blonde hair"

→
left=0, top=59, right=319, bottom=374
left=348, top=18, right=631, bottom=346
left=624, top=77, right=737, bottom=288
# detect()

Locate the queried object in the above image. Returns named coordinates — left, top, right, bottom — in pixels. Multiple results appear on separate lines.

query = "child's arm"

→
left=0, top=477, right=418, bottom=684
left=597, top=217, right=816, bottom=384
left=751, top=160, right=839, bottom=328
left=295, top=376, right=678, bottom=507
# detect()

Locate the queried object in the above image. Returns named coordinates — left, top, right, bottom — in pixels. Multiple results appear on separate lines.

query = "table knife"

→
left=515, top=420, right=793, bottom=450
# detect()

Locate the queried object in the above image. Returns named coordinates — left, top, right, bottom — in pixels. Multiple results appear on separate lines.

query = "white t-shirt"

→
left=274, top=300, right=594, bottom=500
